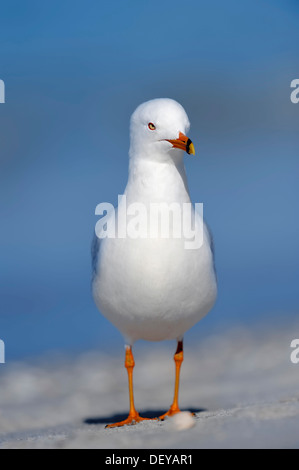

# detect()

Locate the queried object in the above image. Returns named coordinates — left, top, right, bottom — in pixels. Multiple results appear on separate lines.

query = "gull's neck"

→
left=125, top=154, right=191, bottom=204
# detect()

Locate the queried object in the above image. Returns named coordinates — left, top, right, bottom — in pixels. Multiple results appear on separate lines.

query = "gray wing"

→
left=205, top=221, right=217, bottom=278
left=91, top=232, right=101, bottom=281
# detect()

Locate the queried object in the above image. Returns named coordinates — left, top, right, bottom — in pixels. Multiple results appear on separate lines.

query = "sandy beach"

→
left=1, top=318, right=299, bottom=449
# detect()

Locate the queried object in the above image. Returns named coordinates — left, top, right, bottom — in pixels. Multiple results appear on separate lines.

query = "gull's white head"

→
left=129, top=98, right=195, bottom=163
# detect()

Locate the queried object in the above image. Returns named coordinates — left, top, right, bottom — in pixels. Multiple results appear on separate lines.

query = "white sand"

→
left=0, top=319, right=299, bottom=449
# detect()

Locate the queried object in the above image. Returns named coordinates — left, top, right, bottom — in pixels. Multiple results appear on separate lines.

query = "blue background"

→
left=0, top=0, right=298, bottom=359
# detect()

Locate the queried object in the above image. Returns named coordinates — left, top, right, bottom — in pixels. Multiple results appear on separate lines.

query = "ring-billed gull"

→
left=92, top=98, right=217, bottom=427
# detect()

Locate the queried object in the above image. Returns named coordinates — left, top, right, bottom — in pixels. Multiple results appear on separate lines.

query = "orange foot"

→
left=105, top=412, right=156, bottom=429
left=159, top=406, right=181, bottom=421
left=159, top=408, right=196, bottom=421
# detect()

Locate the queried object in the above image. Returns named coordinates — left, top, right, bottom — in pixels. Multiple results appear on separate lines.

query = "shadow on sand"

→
left=84, top=408, right=206, bottom=425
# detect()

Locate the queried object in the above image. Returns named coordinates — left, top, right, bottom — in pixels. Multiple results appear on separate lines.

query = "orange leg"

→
left=159, top=340, right=184, bottom=420
left=106, top=345, right=154, bottom=428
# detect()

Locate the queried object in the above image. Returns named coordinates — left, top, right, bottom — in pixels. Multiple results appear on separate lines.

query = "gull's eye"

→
left=148, top=122, right=156, bottom=130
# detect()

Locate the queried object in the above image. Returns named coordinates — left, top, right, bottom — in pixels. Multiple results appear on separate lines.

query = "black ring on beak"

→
left=186, top=138, right=193, bottom=155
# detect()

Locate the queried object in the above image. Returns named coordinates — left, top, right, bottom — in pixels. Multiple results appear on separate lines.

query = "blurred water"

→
left=0, top=0, right=298, bottom=359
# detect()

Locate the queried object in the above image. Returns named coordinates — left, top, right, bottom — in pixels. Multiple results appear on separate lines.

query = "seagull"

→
left=92, top=98, right=217, bottom=428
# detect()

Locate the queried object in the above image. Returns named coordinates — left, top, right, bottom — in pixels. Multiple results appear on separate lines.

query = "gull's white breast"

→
left=92, top=192, right=217, bottom=344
